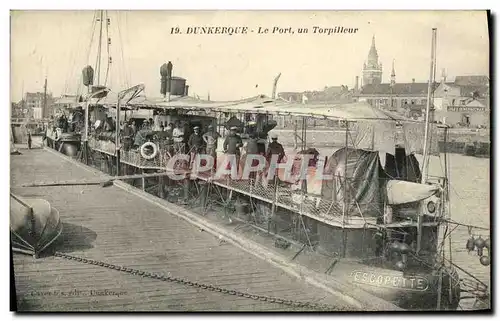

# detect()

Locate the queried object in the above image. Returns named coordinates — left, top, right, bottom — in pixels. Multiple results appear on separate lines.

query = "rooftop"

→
left=357, top=82, right=440, bottom=96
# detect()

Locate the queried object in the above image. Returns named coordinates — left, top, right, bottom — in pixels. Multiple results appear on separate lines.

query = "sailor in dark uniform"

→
left=265, top=133, right=286, bottom=184
left=188, top=126, right=204, bottom=168
left=223, top=126, right=243, bottom=173
left=266, top=133, right=285, bottom=163
left=245, top=133, right=261, bottom=182
left=27, top=129, right=32, bottom=149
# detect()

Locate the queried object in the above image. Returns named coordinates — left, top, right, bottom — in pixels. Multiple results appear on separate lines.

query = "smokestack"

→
left=166, top=61, right=173, bottom=94
left=355, top=76, right=359, bottom=91
left=184, top=85, right=189, bottom=96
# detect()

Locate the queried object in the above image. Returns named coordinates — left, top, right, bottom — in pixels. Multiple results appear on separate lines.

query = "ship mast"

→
left=96, top=10, right=104, bottom=86
left=416, top=28, right=437, bottom=255
left=421, top=28, right=437, bottom=183
left=43, top=77, right=47, bottom=119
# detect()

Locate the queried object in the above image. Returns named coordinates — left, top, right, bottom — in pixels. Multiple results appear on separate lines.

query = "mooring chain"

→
left=53, top=252, right=335, bottom=311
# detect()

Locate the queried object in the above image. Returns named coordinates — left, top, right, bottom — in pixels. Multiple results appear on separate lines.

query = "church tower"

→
left=362, top=35, right=383, bottom=86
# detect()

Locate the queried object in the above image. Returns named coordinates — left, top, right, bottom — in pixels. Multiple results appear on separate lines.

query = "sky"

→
left=10, top=10, right=489, bottom=102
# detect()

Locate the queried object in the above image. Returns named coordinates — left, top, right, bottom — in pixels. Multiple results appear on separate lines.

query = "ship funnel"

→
left=160, top=62, right=174, bottom=96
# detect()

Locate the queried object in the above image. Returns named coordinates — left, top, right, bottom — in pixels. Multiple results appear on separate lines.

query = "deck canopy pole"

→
left=82, top=85, right=91, bottom=165
left=301, top=117, right=308, bottom=192
left=293, top=119, right=298, bottom=150
left=83, top=100, right=90, bottom=165
left=115, top=84, right=145, bottom=176
left=301, top=117, right=307, bottom=151
left=115, top=98, right=121, bottom=175
left=443, top=126, right=453, bottom=268
left=342, top=120, right=349, bottom=258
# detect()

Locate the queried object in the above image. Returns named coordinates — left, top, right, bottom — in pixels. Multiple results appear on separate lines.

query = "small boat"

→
left=10, top=193, right=63, bottom=258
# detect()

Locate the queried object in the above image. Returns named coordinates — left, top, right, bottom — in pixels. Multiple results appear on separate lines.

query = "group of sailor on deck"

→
left=49, top=108, right=288, bottom=176
left=117, top=118, right=286, bottom=172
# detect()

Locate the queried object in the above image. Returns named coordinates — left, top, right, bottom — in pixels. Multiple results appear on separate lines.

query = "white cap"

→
left=194, top=126, right=200, bottom=129
left=230, top=126, right=238, bottom=130
left=270, top=133, right=278, bottom=139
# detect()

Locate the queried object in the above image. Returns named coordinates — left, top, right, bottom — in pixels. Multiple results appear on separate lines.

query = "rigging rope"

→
left=117, top=12, right=130, bottom=89
left=76, top=10, right=98, bottom=98
left=439, top=218, right=489, bottom=232
left=104, top=10, right=111, bottom=87
left=63, top=12, right=88, bottom=95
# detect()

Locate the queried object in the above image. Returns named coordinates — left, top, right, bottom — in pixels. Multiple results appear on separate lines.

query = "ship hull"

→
left=329, top=260, right=461, bottom=310
left=45, top=129, right=81, bottom=157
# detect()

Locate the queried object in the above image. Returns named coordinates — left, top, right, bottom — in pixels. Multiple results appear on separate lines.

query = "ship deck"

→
left=10, top=148, right=361, bottom=312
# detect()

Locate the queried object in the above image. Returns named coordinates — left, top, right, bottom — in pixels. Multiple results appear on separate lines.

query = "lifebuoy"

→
left=140, top=142, right=158, bottom=160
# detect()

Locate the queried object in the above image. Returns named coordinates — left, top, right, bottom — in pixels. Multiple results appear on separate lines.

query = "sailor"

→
left=245, top=133, right=261, bottom=182
left=223, top=126, right=243, bottom=173
left=246, top=120, right=257, bottom=137
left=71, top=106, right=84, bottom=132
left=104, top=116, right=115, bottom=132
left=61, top=114, right=69, bottom=133
left=203, top=124, right=221, bottom=170
left=266, top=133, right=285, bottom=163
left=257, top=132, right=267, bottom=156
left=130, top=121, right=137, bottom=135
left=188, top=126, right=204, bottom=152
left=27, top=129, right=32, bottom=150
left=121, top=122, right=134, bottom=151
left=246, top=133, right=259, bottom=155
left=172, top=121, right=185, bottom=153
left=142, top=119, right=151, bottom=130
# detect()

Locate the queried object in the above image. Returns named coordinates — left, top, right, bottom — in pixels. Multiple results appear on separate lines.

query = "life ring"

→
left=140, top=142, right=158, bottom=160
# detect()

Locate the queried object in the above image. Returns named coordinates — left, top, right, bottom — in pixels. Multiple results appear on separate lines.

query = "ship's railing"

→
left=192, top=173, right=375, bottom=228
left=88, top=138, right=116, bottom=154
left=88, top=138, right=174, bottom=170
left=11, top=117, right=48, bottom=124
left=120, top=148, right=172, bottom=169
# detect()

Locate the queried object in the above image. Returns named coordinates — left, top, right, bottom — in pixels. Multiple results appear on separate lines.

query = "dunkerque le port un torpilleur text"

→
left=170, top=26, right=359, bottom=35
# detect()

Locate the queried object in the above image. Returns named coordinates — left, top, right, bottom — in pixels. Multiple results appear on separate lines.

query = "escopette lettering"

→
left=350, top=271, right=429, bottom=291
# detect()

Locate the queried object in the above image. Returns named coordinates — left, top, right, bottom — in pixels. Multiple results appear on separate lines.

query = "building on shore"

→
left=433, top=73, right=490, bottom=128
left=353, top=36, right=438, bottom=113
left=278, top=84, right=354, bottom=104
left=277, top=83, right=357, bottom=128
left=353, top=36, right=490, bottom=128
left=23, top=92, right=54, bottom=120
left=11, top=101, right=28, bottom=119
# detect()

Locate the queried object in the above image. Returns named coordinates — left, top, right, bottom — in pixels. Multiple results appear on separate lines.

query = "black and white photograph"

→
left=8, top=9, right=491, bottom=312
